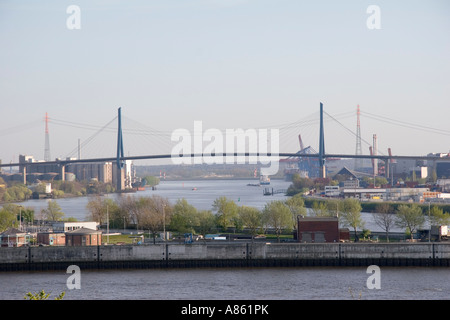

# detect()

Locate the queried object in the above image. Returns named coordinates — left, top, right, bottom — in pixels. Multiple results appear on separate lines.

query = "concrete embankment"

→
left=0, top=242, right=449, bottom=271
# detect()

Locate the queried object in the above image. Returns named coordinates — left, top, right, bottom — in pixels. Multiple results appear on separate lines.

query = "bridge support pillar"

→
left=22, top=167, right=26, bottom=185
left=59, top=164, right=65, bottom=181
left=116, top=165, right=124, bottom=191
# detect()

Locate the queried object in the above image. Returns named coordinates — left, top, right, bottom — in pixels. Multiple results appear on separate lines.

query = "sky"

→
left=0, top=0, right=449, bottom=167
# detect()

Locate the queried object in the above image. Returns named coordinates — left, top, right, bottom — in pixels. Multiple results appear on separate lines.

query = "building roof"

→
left=65, top=227, right=102, bottom=235
left=333, top=166, right=373, bottom=179
left=0, top=228, right=26, bottom=236
left=298, top=216, right=338, bottom=222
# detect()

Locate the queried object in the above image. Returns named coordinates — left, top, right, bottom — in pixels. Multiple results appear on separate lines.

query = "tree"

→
left=429, top=206, right=450, bottom=226
left=196, top=210, right=216, bottom=236
left=2, top=184, right=32, bottom=202
left=285, top=194, right=307, bottom=228
left=238, top=206, right=262, bottom=238
left=372, top=203, right=395, bottom=242
left=0, top=204, right=34, bottom=230
left=310, top=201, right=330, bottom=217
left=41, top=201, right=64, bottom=221
left=395, top=204, right=425, bottom=240
left=170, top=198, right=198, bottom=234
left=212, top=197, right=238, bottom=231
left=340, top=198, right=364, bottom=242
left=286, top=174, right=314, bottom=196
left=0, top=207, right=17, bottom=232
left=20, top=207, right=35, bottom=224
left=137, top=196, right=172, bottom=243
left=262, top=200, right=292, bottom=242
left=119, top=195, right=141, bottom=229
left=86, top=197, right=119, bottom=225
left=430, top=169, right=438, bottom=183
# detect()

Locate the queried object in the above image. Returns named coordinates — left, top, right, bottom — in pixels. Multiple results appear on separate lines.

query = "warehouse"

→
left=297, top=216, right=340, bottom=243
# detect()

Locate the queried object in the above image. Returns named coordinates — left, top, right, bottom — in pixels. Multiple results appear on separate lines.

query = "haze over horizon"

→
left=1, top=0, right=449, bottom=166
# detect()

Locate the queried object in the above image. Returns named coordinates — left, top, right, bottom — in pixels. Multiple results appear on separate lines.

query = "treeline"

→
left=0, top=201, right=76, bottom=232
left=0, top=178, right=116, bottom=203
left=86, top=194, right=307, bottom=242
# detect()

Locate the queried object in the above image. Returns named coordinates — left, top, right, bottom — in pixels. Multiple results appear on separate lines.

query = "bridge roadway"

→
left=1, top=152, right=450, bottom=168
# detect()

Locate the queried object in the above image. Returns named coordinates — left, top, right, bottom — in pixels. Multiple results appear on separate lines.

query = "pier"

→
left=0, top=242, right=449, bottom=271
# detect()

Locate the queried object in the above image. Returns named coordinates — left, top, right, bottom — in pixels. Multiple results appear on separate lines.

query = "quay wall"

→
left=0, top=243, right=449, bottom=271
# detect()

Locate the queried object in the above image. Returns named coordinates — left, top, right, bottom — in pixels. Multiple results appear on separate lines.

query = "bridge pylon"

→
left=116, top=107, right=125, bottom=191
left=319, top=102, right=326, bottom=178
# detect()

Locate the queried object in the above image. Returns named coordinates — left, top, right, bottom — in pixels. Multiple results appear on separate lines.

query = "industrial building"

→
left=65, top=228, right=102, bottom=246
left=297, top=216, right=348, bottom=243
left=9, top=154, right=134, bottom=189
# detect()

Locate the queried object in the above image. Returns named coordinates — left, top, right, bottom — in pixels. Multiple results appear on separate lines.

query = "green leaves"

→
left=24, top=290, right=65, bottom=300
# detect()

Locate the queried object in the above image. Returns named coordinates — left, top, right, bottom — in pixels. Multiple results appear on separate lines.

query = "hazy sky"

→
left=0, top=0, right=449, bottom=166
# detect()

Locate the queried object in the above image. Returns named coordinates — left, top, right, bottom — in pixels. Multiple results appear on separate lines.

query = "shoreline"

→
left=1, top=242, right=449, bottom=272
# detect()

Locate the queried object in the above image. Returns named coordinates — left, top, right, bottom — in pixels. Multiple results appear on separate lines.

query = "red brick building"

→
left=37, top=232, right=66, bottom=246
left=0, top=228, right=27, bottom=247
left=65, top=227, right=102, bottom=246
left=297, top=216, right=340, bottom=243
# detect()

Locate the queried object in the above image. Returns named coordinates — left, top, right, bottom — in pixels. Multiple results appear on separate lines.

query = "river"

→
left=0, top=266, right=449, bottom=300
left=12, top=179, right=293, bottom=221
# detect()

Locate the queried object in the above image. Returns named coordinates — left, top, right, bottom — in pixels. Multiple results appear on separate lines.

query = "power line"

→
left=64, top=117, right=118, bottom=159
left=361, top=111, right=450, bottom=136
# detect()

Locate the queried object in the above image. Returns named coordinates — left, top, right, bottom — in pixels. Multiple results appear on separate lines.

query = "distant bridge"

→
left=2, top=104, right=450, bottom=190
left=2, top=152, right=449, bottom=169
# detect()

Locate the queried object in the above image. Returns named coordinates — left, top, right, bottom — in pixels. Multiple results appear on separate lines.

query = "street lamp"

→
left=162, top=204, right=166, bottom=242
left=428, top=200, right=431, bottom=243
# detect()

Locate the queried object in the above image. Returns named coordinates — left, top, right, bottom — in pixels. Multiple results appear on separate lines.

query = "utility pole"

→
left=44, top=112, right=51, bottom=162
left=373, top=134, right=378, bottom=187
left=355, top=105, right=363, bottom=170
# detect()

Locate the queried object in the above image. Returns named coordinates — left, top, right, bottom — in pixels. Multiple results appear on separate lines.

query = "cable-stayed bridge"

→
left=1, top=104, right=449, bottom=191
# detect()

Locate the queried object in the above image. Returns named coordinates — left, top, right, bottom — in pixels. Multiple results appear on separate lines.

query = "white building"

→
left=52, top=221, right=98, bottom=233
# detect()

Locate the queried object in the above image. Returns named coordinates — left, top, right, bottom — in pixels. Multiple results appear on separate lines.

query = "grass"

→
left=103, top=234, right=143, bottom=245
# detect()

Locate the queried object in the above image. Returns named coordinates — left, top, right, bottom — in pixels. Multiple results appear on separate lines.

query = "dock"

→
left=0, top=242, right=449, bottom=271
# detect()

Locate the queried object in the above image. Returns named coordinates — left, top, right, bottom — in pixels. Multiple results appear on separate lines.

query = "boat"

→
left=259, top=175, right=270, bottom=185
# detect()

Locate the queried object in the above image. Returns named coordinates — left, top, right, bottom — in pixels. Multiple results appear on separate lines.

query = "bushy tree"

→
left=170, top=198, right=199, bottom=234
left=0, top=206, right=17, bottom=232
left=310, top=201, right=330, bottom=217
left=196, top=210, right=216, bottom=236
left=395, top=204, right=425, bottom=239
left=262, top=200, right=292, bottom=242
left=86, top=196, right=118, bottom=225
left=429, top=206, right=450, bottom=226
left=136, top=195, right=172, bottom=243
left=285, top=194, right=307, bottom=228
left=238, top=206, right=262, bottom=237
left=41, top=201, right=65, bottom=221
left=212, top=197, right=238, bottom=231
left=339, top=198, right=364, bottom=241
